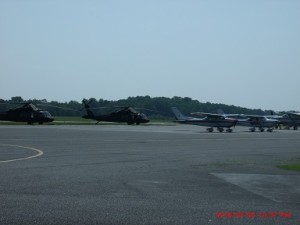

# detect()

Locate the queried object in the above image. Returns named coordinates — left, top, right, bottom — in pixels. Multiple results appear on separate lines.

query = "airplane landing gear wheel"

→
left=207, top=128, right=214, bottom=132
left=217, top=128, right=224, bottom=132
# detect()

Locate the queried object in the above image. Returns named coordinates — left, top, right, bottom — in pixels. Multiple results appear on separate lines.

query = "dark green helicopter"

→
left=0, top=102, right=54, bottom=124
left=82, top=99, right=150, bottom=125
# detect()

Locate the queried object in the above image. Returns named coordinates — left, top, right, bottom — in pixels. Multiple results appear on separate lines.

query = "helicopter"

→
left=82, top=99, right=150, bottom=125
left=0, top=102, right=54, bottom=124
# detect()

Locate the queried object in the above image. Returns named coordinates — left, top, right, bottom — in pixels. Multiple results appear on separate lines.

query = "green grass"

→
left=0, top=117, right=175, bottom=126
left=54, top=117, right=175, bottom=125
left=53, top=116, right=82, bottom=121
left=0, top=117, right=93, bottom=125
left=54, top=116, right=92, bottom=122
left=0, top=121, right=28, bottom=125
left=277, top=164, right=300, bottom=171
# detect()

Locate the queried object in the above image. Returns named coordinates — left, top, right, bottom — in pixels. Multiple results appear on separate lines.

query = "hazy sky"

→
left=0, top=0, right=299, bottom=111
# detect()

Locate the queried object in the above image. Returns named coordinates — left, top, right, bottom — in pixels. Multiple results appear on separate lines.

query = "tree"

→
left=11, top=96, right=23, bottom=103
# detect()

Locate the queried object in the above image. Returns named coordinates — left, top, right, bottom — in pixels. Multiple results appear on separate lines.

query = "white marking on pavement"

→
left=0, top=144, right=43, bottom=163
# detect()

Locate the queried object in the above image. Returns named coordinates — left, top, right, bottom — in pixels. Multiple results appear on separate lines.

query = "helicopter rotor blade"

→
left=134, top=107, right=173, bottom=116
left=36, top=104, right=81, bottom=112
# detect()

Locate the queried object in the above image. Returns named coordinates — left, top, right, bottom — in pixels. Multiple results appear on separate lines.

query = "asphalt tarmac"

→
left=0, top=125, right=299, bottom=225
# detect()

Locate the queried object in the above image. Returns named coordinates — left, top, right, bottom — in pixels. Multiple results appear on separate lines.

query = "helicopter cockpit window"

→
left=141, top=114, right=148, bottom=120
left=42, top=111, right=52, bottom=117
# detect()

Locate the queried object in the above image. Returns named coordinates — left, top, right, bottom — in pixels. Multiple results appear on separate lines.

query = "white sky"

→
left=0, top=0, right=299, bottom=111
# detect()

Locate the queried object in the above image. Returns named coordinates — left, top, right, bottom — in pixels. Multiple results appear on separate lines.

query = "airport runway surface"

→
left=0, top=125, right=299, bottom=225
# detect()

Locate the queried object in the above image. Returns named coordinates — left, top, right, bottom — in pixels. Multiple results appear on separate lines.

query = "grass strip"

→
left=277, top=164, right=300, bottom=171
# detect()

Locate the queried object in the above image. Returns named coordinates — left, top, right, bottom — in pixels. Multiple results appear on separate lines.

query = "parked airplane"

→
left=171, top=107, right=237, bottom=132
left=236, top=115, right=278, bottom=132
left=270, top=112, right=300, bottom=130
left=217, top=109, right=278, bottom=132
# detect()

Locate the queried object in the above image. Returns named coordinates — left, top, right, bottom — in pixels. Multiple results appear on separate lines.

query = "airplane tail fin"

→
left=171, top=107, right=187, bottom=120
left=82, top=99, right=94, bottom=118
left=217, top=109, right=225, bottom=116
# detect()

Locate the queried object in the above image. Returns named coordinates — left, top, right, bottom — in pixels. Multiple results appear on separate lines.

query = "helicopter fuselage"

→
left=82, top=111, right=149, bottom=125
left=0, top=108, right=54, bottom=124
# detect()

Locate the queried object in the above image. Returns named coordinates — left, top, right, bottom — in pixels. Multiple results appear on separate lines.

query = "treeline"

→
left=0, top=96, right=270, bottom=119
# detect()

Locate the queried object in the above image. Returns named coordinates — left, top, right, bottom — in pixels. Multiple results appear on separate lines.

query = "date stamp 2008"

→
left=215, top=211, right=292, bottom=219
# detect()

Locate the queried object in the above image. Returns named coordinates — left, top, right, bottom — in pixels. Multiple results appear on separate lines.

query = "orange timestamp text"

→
left=215, top=211, right=292, bottom=219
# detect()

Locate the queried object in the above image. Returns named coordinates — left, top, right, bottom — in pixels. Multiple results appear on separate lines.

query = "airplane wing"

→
left=224, top=113, right=243, bottom=117
left=191, top=112, right=226, bottom=119
left=287, top=112, right=300, bottom=119
left=216, top=109, right=241, bottom=117
left=245, top=115, right=265, bottom=118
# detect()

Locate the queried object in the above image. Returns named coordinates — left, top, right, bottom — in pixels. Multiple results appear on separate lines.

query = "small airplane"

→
left=236, top=115, right=278, bottom=132
left=82, top=99, right=150, bottom=125
left=216, top=110, right=278, bottom=132
left=171, top=107, right=237, bottom=132
left=0, top=102, right=54, bottom=124
left=270, top=112, right=300, bottom=130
